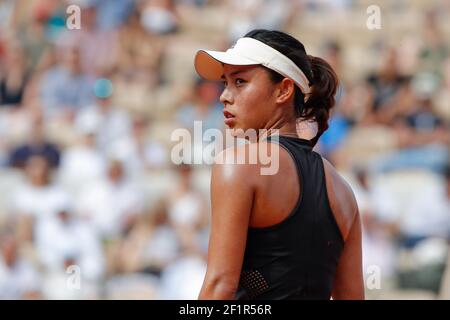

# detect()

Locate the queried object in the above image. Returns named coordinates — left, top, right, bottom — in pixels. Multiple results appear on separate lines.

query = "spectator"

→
left=400, top=165, right=450, bottom=245
left=95, top=0, right=135, bottom=31
left=59, top=2, right=120, bottom=74
left=165, top=163, right=207, bottom=256
left=40, top=47, right=94, bottom=118
left=0, top=45, right=29, bottom=108
left=159, top=250, right=206, bottom=299
left=117, top=200, right=180, bottom=276
left=35, top=199, right=105, bottom=289
left=176, top=78, right=223, bottom=132
left=75, top=95, right=132, bottom=153
left=140, top=0, right=180, bottom=35
left=10, top=155, right=70, bottom=242
left=348, top=166, right=397, bottom=282
left=0, top=228, right=41, bottom=299
left=8, top=110, right=60, bottom=169
left=76, top=158, right=145, bottom=240
left=365, top=47, right=410, bottom=124
left=58, top=115, right=107, bottom=195
left=109, top=116, right=168, bottom=177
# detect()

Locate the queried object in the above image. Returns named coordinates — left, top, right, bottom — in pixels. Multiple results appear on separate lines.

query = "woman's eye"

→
left=235, top=78, right=245, bottom=85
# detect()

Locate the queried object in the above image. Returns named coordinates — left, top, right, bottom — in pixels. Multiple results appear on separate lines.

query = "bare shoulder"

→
left=321, top=157, right=359, bottom=241
left=212, top=142, right=264, bottom=186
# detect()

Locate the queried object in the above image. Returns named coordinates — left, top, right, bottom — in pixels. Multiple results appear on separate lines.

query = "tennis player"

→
left=195, top=29, right=364, bottom=300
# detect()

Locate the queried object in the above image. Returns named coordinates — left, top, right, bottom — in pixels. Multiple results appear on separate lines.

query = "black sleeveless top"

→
left=236, top=135, right=344, bottom=300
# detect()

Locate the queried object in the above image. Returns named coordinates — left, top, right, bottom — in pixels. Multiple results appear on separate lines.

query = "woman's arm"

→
left=331, top=209, right=365, bottom=300
left=198, top=146, right=256, bottom=300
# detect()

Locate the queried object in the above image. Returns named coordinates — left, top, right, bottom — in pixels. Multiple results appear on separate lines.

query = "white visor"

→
left=194, top=37, right=312, bottom=99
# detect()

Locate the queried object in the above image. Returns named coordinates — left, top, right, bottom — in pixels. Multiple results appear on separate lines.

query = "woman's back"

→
left=235, top=135, right=361, bottom=299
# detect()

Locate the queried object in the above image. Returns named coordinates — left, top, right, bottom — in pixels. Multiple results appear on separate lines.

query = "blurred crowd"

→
left=0, top=0, right=449, bottom=299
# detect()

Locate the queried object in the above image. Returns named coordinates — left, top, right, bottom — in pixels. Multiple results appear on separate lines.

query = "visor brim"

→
left=194, top=50, right=258, bottom=81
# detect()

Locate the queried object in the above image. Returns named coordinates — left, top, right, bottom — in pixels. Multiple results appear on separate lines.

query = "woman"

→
left=194, top=29, right=364, bottom=300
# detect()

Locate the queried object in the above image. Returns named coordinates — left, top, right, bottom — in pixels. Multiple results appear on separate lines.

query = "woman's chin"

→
left=224, top=119, right=237, bottom=131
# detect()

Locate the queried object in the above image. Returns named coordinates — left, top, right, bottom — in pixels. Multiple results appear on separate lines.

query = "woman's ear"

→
left=276, top=78, right=295, bottom=104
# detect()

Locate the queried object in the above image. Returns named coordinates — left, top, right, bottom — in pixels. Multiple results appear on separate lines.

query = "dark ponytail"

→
left=303, top=54, right=339, bottom=146
left=243, top=29, right=339, bottom=146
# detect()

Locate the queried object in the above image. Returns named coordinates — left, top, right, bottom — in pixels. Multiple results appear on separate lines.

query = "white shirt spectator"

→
left=370, top=181, right=404, bottom=224
left=11, top=183, right=71, bottom=221
left=140, top=225, right=180, bottom=268
left=75, top=103, right=132, bottom=152
left=110, top=135, right=168, bottom=177
left=0, top=255, right=41, bottom=299
left=168, top=192, right=203, bottom=228
left=58, top=144, right=106, bottom=194
left=35, top=213, right=105, bottom=282
left=402, top=182, right=450, bottom=238
left=42, top=269, right=100, bottom=300
left=345, top=174, right=396, bottom=279
left=159, top=254, right=206, bottom=299
left=76, top=178, right=144, bottom=239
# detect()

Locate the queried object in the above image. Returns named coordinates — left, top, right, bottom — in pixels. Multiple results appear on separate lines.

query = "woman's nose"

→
left=219, top=87, right=233, bottom=105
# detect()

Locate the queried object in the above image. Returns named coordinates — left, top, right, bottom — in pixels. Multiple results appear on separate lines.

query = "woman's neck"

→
left=261, top=116, right=298, bottom=140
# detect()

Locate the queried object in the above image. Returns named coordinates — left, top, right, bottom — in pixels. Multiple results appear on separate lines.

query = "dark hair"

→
left=244, top=29, right=339, bottom=146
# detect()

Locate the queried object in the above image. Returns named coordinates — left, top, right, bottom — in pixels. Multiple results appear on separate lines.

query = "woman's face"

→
left=220, top=64, right=279, bottom=135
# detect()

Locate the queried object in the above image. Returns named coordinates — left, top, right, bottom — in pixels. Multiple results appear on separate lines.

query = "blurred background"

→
left=0, top=0, right=449, bottom=299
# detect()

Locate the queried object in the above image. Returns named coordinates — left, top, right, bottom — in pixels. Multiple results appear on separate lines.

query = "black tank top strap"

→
left=264, top=135, right=313, bottom=149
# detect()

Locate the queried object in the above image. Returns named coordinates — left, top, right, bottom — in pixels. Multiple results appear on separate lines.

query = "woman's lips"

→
left=223, top=110, right=235, bottom=126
